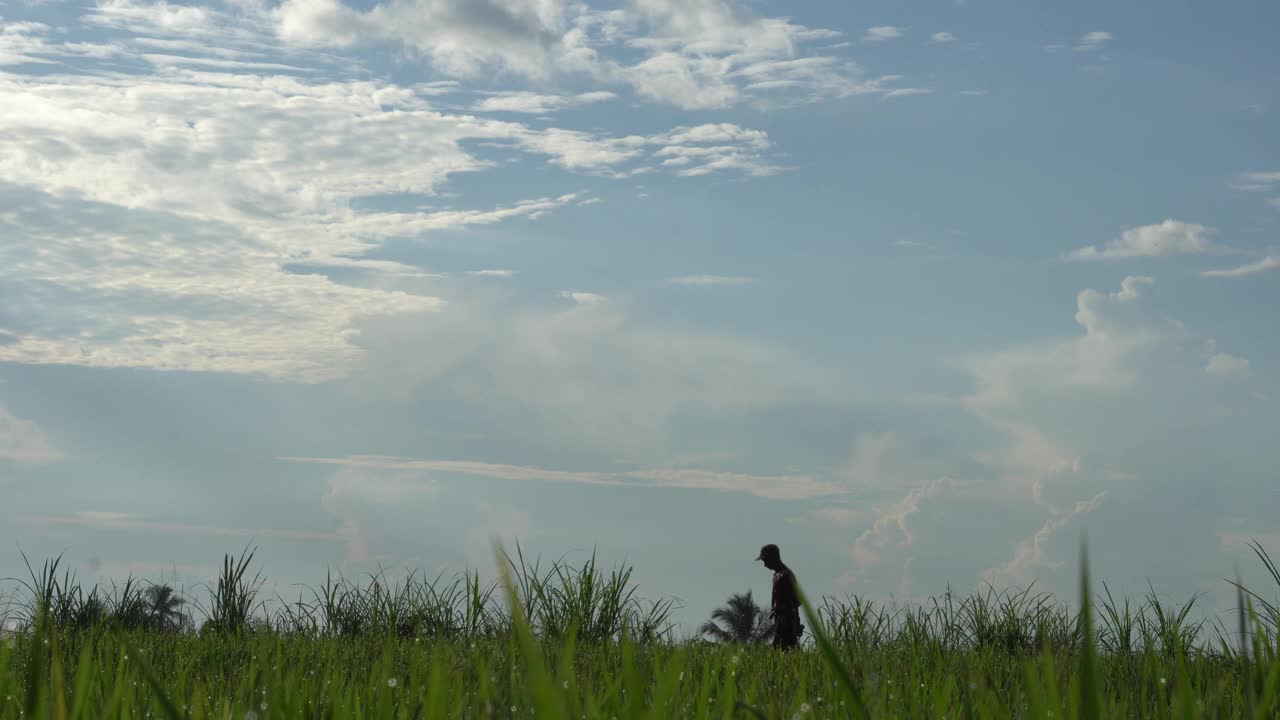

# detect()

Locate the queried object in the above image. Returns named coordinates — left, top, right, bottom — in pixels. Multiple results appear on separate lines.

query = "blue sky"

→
left=1, top=0, right=1278, bottom=632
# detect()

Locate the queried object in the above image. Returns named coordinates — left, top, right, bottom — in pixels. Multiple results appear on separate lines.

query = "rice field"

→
left=1, top=541, right=1277, bottom=719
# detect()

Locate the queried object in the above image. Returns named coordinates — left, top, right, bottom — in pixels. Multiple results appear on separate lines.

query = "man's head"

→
left=755, top=543, right=782, bottom=570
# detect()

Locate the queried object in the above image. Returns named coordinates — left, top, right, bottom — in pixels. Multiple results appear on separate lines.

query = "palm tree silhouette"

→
left=700, top=590, right=773, bottom=644
left=145, top=584, right=190, bottom=632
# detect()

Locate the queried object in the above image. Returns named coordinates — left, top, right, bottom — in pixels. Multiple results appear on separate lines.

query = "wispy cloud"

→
left=983, top=492, right=1106, bottom=586
left=466, top=269, right=517, bottom=278
left=789, top=506, right=864, bottom=527
left=882, top=87, right=933, bottom=100
left=959, top=276, right=1177, bottom=506
left=892, top=239, right=936, bottom=250
left=38, top=511, right=343, bottom=541
left=1203, top=255, right=1280, bottom=278
left=1205, top=352, right=1251, bottom=380
left=471, top=90, right=617, bottom=114
left=0, top=403, right=62, bottom=465
left=838, top=477, right=958, bottom=587
left=862, top=26, right=903, bottom=43
left=0, top=60, right=782, bottom=382
left=1064, top=219, right=1222, bottom=261
left=666, top=274, right=755, bottom=287
left=1074, top=31, right=1112, bottom=52
left=1229, top=170, right=1280, bottom=192
left=559, top=291, right=606, bottom=305
left=929, top=32, right=956, bottom=45
left=279, top=455, right=844, bottom=500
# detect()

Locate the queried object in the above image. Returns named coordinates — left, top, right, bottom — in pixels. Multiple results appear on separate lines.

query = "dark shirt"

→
left=771, top=564, right=799, bottom=615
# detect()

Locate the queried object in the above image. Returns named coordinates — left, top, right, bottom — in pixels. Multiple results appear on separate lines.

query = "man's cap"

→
left=754, top=543, right=780, bottom=561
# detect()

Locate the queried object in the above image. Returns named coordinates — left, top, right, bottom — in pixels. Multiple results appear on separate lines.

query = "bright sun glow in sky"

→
left=1, top=0, right=1277, bottom=631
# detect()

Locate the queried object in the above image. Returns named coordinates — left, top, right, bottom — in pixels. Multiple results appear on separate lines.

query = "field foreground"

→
left=1, top=543, right=1278, bottom=719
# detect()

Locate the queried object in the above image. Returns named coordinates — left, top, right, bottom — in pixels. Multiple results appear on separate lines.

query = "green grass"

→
left=0, top=540, right=1277, bottom=719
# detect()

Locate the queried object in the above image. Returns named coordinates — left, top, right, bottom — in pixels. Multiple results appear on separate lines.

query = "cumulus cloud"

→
left=1205, top=352, right=1251, bottom=379
left=1065, top=219, right=1221, bottom=261
left=961, top=276, right=1179, bottom=506
left=274, top=0, right=571, bottom=79
left=1203, top=256, right=1280, bottom=278
left=0, top=403, right=62, bottom=465
left=268, top=0, right=923, bottom=110
left=0, top=56, right=781, bottom=380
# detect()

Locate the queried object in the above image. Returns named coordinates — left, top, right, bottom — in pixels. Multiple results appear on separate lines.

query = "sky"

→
left=1, top=0, right=1278, bottom=634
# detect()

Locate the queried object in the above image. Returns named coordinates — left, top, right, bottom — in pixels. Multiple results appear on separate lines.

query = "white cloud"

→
left=268, top=0, right=913, bottom=110
left=1113, top=274, right=1154, bottom=301
left=983, top=491, right=1105, bottom=586
left=1065, top=219, right=1221, bottom=261
left=791, top=506, right=863, bottom=527
left=882, top=87, right=933, bottom=100
left=0, top=403, right=62, bottom=465
left=892, top=239, right=936, bottom=249
left=1203, top=255, right=1280, bottom=278
left=466, top=269, right=517, bottom=278
left=961, top=276, right=1178, bottom=505
left=666, top=274, right=754, bottom=287
left=0, top=19, right=57, bottom=66
left=0, top=68, right=779, bottom=381
left=845, top=432, right=901, bottom=487
left=318, top=465, right=442, bottom=562
left=275, top=0, right=571, bottom=79
left=1205, top=352, right=1251, bottom=380
left=559, top=290, right=606, bottom=305
left=39, top=510, right=342, bottom=541
left=282, top=454, right=844, bottom=500
left=929, top=32, right=955, bottom=45
left=336, top=296, right=840, bottom=457
left=1229, top=171, right=1280, bottom=192
left=838, top=477, right=957, bottom=587
left=471, top=90, right=617, bottom=114
left=862, top=26, right=902, bottom=43
left=1074, top=31, right=1112, bottom=51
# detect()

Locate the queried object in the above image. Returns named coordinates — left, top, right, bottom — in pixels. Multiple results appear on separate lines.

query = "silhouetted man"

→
left=756, top=543, right=803, bottom=649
